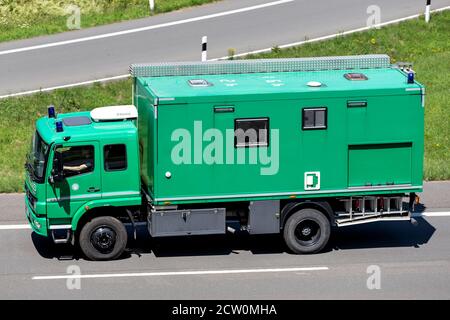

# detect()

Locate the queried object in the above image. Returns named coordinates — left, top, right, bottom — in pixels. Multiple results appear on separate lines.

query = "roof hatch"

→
left=188, top=79, right=213, bottom=87
left=62, top=116, right=92, bottom=126
left=344, top=73, right=368, bottom=81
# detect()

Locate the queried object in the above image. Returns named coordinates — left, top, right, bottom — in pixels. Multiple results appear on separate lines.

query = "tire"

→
left=283, top=208, right=331, bottom=254
left=79, top=216, right=127, bottom=261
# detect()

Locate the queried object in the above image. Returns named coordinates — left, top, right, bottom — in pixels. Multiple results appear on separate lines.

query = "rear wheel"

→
left=79, top=216, right=127, bottom=261
left=283, top=208, right=331, bottom=254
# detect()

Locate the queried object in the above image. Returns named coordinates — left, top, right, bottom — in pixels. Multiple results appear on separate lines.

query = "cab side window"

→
left=57, top=146, right=95, bottom=178
left=104, top=144, right=127, bottom=171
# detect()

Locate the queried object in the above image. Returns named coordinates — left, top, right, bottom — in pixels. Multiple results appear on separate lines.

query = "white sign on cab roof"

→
left=90, top=105, right=138, bottom=122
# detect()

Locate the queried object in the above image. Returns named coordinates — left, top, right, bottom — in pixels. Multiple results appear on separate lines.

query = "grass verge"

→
left=0, top=11, right=448, bottom=192
left=0, top=0, right=219, bottom=43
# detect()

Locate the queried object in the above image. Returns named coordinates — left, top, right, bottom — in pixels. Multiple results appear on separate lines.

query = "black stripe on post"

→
left=201, top=36, right=207, bottom=61
left=427, top=0, right=431, bottom=6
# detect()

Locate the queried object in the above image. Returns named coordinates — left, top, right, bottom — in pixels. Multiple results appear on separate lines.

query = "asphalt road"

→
left=0, top=181, right=449, bottom=299
left=1, top=0, right=449, bottom=96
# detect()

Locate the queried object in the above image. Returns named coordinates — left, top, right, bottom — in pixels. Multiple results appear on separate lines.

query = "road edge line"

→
left=32, top=266, right=329, bottom=280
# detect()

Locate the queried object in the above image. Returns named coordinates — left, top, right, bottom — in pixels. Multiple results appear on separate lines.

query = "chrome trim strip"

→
left=49, top=225, right=72, bottom=230
left=347, top=183, right=412, bottom=190
left=47, top=191, right=140, bottom=203
left=155, top=185, right=421, bottom=202
left=102, top=191, right=141, bottom=198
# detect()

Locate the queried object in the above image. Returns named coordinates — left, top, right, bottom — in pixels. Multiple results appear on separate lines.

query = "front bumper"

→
left=25, top=198, right=48, bottom=237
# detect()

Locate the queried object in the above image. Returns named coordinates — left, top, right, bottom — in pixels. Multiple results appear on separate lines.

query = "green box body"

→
left=135, top=65, right=424, bottom=205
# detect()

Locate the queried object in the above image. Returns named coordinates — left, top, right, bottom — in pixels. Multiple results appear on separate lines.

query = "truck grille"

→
left=26, top=185, right=36, bottom=209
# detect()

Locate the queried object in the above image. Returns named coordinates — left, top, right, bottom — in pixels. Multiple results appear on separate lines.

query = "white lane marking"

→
left=413, top=211, right=450, bottom=217
left=32, top=266, right=329, bottom=280
left=0, top=74, right=129, bottom=99
left=213, top=5, right=450, bottom=60
left=1, top=5, right=448, bottom=100
left=1, top=212, right=450, bottom=231
left=0, top=224, right=31, bottom=230
left=0, top=0, right=294, bottom=57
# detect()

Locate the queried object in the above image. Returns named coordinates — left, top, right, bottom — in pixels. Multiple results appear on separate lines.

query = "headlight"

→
left=33, top=219, right=41, bottom=230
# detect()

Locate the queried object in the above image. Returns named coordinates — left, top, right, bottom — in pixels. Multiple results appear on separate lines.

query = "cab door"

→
left=46, top=142, right=102, bottom=220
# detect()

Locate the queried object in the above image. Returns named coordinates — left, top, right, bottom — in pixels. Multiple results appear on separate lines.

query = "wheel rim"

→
left=294, top=219, right=321, bottom=247
left=90, top=225, right=117, bottom=254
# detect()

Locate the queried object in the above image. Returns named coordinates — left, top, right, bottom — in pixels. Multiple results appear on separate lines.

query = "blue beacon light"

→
left=56, top=121, right=64, bottom=132
left=407, top=72, right=415, bottom=84
left=48, top=105, right=56, bottom=118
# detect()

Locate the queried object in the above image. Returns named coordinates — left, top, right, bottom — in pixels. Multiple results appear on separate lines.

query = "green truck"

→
left=25, top=55, right=424, bottom=260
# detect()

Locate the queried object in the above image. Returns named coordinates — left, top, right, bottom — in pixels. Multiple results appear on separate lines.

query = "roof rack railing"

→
left=130, top=54, right=391, bottom=78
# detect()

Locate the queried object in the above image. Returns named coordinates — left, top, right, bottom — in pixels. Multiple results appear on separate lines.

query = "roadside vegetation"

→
left=0, top=11, right=448, bottom=192
left=0, top=0, right=219, bottom=42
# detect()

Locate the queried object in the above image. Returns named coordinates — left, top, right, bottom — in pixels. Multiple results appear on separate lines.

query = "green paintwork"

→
left=136, top=67, right=424, bottom=205
left=348, top=143, right=412, bottom=187
left=136, top=79, right=156, bottom=198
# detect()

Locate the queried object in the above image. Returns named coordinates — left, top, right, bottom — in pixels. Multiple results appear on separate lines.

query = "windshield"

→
left=26, top=131, right=49, bottom=182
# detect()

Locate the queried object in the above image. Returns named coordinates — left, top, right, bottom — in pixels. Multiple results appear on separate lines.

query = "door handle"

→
left=87, top=187, right=100, bottom=193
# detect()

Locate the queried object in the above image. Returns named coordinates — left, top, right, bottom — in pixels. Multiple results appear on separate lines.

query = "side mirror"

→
left=49, top=147, right=64, bottom=183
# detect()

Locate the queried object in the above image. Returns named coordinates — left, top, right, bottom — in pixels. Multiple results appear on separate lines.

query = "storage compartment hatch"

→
left=148, top=208, right=226, bottom=237
left=348, top=143, right=412, bottom=187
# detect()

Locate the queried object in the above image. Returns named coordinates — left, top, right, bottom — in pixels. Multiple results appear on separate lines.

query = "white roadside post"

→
left=202, top=36, right=208, bottom=62
left=149, top=0, right=155, bottom=13
left=425, top=0, right=431, bottom=23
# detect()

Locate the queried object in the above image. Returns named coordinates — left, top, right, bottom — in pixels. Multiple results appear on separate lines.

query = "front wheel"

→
left=79, top=216, right=127, bottom=261
left=283, top=208, right=331, bottom=254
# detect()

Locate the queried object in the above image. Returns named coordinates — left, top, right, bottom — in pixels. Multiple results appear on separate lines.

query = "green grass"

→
left=0, top=11, right=448, bottom=192
left=0, top=0, right=219, bottom=43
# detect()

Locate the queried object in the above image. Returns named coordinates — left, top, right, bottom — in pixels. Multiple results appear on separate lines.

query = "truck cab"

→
left=25, top=106, right=141, bottom=258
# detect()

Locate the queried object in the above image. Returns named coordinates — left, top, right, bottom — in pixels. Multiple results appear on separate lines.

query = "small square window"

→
left=302, top=108, right=327, bottom=130
left=104, top=144, right=127, bottom=171
left=235, top=118, right=269, bottom=147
